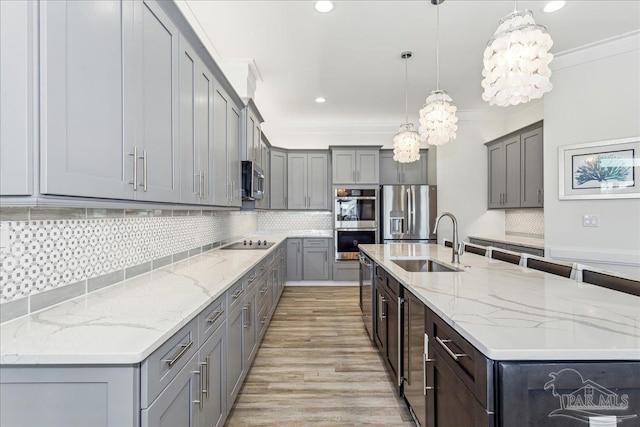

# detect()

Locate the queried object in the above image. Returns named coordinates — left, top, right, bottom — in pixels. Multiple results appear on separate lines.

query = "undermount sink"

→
left=391, top=259, right=460, bottom=273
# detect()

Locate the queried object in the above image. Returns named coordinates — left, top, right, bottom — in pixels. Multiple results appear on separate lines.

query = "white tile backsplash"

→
left=505, top=209, right=544, bottom=238
left=258, top=211, right=332, bottom=231
left=0, top=210, right=257, bottom=304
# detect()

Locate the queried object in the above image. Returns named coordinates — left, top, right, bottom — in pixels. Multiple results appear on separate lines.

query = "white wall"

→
left=543, top=33, right=640, bottom=277
left=434, top=112, right=509, bottom=244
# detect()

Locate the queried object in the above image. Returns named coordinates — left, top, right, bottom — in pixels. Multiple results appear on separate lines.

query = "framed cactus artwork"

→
left=559, top=137, right=640, bottom=200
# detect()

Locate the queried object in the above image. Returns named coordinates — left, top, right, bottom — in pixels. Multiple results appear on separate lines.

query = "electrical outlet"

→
left=582, top=214, right=599, bottom=227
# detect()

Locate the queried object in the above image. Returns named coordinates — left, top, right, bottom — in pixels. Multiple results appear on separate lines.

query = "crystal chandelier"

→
left=419, top=0, right=458, bottom=146
left=393, top=51, right=421, bottom=163
left=481, top=0, right=554, bottom=107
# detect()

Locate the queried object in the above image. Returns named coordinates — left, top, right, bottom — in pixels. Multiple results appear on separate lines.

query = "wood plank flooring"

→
left=225, top=286, right=416, bottom=427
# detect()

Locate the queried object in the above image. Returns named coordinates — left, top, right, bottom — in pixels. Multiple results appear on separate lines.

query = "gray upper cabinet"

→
left=331, top=148, right=380, bottom=184
left=40, top=0, right=180, bottom=203
left=0, top=0, right=34, bottom=196
left=255, top=140, right=270, bottom=209
left=211, top=85, right=242, bottom=207
left=520, top=126, right=544, bottom=208
left=287, top=152, right=329, bottom=210
left=270, top=150, right=287, bottom=209
left=179, top=37, right=213, bottom=205
left=134, top=0, right=180, bottom=203
left=241, top=101, right=262, bottom=164
left=379, top=150, right=428, bottom=185
left=486, top=122, right=543, bottom=209
left=228, top=105, right=242, bottom=207
left=40, top=0, right=135, bottom=199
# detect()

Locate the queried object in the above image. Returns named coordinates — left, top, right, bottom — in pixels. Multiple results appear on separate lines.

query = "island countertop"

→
left=359, top=243, right=640, bottom=361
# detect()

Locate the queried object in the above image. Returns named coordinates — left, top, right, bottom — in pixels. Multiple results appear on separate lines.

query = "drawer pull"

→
left=206, top=309, right=224, bottom=324
left=248, top=274, right=257, bottom=283
left=232, top=288, right=244, bottom=299
left=165, top=341, right=193, bottom=367
left=435, top=336, right=467, bottom=362
left=260, top=286, right=269, bottom=294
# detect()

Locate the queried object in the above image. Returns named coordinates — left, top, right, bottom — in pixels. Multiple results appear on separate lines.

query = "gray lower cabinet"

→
left=286, top=238, right=303, bottom=281
left=287, top=152, right=329, bottom=210
left=0, top=0, right=34, bottom=196
left=243, top=281, right=259, bottom=365
left=270, top=150, right=288, bottom=209
left=199, top=323, right=226, bottom=427
left=141, top=353, right=200, bottom=427
left=303, top=239, right=330, bottom=280
left=226, top=296, right=246, bottom=402
left=379, top=150, right=428, bottom=185
left=486, top=122, right=543, bottom=209
left=0, top=365, right=139, bottom=427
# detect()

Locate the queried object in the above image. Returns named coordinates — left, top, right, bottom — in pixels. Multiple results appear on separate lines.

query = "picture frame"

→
left=558, top=137, right=640, bottom=200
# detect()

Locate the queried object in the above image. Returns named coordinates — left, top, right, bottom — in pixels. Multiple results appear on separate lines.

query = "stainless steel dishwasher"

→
left=359, top=252, right=374, bottom=341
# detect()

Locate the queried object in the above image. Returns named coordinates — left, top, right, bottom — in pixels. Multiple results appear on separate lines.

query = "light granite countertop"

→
left=359, top=243, right=640, bottom=361
left=468, top=234, right=544, bottom=250
left=0, top=232, right=331, bottom=365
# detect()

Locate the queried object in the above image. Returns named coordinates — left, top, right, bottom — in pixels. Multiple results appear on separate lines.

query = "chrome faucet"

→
left=433, top=212, right=464, bottom=264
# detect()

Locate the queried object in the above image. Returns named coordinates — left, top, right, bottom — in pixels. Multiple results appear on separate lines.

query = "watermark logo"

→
left=544, top=368, right=637, bottom=424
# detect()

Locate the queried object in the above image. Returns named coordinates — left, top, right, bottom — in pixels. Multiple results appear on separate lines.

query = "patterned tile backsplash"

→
left=258, top=211, right=332, bottom=231
left=0, top=209, right=258, bottom=308
left=505, top=209, right=544, bottom=238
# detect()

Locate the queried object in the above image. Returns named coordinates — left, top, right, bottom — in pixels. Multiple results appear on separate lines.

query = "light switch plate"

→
left=583, top=214, right=600, bottom=227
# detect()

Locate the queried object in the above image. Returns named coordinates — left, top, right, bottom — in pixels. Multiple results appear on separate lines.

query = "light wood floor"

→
left=224, top=286, right=416, bottom=427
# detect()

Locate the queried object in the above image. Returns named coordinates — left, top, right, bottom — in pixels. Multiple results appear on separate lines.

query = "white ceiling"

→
left=183, top=0, right=640, bottom=148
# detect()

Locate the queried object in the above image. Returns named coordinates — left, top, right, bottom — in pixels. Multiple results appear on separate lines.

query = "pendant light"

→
left=419, top=0, right=458, bottom=146
left=393, top=51, right=421, bottom=163
left=481, top=0, right=554, bottom=107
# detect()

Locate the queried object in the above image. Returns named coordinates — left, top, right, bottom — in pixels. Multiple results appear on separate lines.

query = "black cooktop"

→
left=221, top=240, right=275, bottom=250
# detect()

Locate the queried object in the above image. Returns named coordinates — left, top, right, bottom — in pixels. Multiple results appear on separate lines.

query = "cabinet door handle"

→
left=204, top=355, right=210, bottom=400
left=202, top=171, right=206, bottom=199
left=165, top=341, right=193, bottom=367
left=192, top=366, right=202, bottom=408
left=242, top=304, right=249, bottom=328
left=140, top=150, right=148, bottom=192
left=261, top=316, right=267, bottom=325
left=435, top=336, right=467, bottom=361
left=200, top=358, right=208, bottom=403
left=129, top=147, right=138, bottom=191
left=206, top=309, right=224, bottom=324
left=260, top=286, right=268, bottom=294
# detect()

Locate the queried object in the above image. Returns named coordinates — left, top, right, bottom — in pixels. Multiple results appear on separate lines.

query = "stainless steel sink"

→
left=391, top=259, right=460, bottom=273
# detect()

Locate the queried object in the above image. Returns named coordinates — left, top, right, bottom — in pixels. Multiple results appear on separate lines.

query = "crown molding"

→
left=552, top=30, right=640, bottom=71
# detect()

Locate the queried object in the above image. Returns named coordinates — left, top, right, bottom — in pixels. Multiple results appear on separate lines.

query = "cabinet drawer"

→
left=198, top=294, right=226, bottom=344
left=141, top=318, right=199, bottom=408
left=257, top=299, right=270, bottom=340
left=428, top=310, right=493, bottom=410
left=386, top=274, right=400, bottom=298
left=257, top=274, right=271, bottom=308
left=304, top=238, right=328, bottom=248
left=227, top=278, right=245, bottom=310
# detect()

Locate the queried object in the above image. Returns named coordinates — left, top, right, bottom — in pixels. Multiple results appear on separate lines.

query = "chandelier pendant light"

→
left=393, top=51, right=421, bottom=163
left=481, top=0, right=554, bottom=107
left=419, top=0, right=458, bottom=146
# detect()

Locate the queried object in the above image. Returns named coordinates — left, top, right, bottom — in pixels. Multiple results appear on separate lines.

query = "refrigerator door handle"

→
left=411, top=186, right=417, bottom=238
left=406, top=188, right=412, bottom=236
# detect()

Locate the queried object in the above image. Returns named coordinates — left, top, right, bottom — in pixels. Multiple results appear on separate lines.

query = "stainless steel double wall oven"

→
left=334, top=188, right=378, bottom=260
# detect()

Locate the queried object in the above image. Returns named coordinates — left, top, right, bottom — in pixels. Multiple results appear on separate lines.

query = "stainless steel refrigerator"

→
left=381, top=185, right=437, bottom=242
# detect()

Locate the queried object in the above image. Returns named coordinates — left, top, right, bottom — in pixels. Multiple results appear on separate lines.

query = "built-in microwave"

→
left=334, top=188, right=377, bottom=229
left=241, top=161, right=264, bottom=200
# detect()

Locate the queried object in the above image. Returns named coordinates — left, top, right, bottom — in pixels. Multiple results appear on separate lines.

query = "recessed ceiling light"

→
left=314, top=1, right=334, bottom=13
left=315, top=97, right=327, bottom=103
left=543, top=1, right=566, bottom=13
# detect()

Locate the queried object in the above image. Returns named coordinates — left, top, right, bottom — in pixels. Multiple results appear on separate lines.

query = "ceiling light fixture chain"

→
left=418, top=0, right=458, bottom=147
